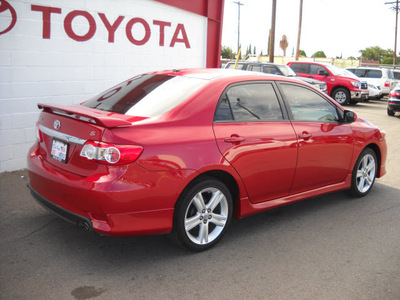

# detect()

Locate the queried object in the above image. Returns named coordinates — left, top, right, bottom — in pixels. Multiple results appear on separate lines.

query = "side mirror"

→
left=318, top=70, right=329, bottom=76
left=343, top=110, right=357, bottom=123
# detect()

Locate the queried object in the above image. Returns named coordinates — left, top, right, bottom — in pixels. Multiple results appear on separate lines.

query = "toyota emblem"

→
left=53, top=120, right=61, bottom=130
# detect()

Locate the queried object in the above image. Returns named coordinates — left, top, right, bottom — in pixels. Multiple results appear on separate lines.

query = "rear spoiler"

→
left=37, top=103, right=145, bottom=128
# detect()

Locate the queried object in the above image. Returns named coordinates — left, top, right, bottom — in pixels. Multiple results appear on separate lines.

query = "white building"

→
left=0, top=0, right=223, bottom=172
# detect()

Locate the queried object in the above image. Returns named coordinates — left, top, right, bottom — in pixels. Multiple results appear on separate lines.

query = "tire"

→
left=332, top=88, right=350, bottom=105
left=348, top=148, right=377, bottom=197
left=172, top=178, right=233, bottom=251
left=387, top=107, right=395, bottom=116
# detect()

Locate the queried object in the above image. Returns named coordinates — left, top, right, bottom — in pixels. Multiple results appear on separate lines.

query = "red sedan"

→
left=28, top=69, right=387, bottom=251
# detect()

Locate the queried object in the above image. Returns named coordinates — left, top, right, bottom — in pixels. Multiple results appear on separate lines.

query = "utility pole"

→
left=234, top=1, right=244, bottom=59
left=295, top=0, right=303, bottom=61
left=269, top=0, right=277, bottom=62
left=386, top=0, right=399, bottom=66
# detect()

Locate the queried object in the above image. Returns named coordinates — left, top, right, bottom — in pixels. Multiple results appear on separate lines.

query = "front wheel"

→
left=348, top=148, right=378, bottom=197
left=172, top=178, right=233, bottom=251
left=332, top=88, right=350, bottom=105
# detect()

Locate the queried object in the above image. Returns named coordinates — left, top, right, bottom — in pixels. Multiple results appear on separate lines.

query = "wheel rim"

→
left=335, top=91, right=347, bottom=104
left=184, top=187, right=229, bottom=245
left=356, top=154, right=376, bottom=193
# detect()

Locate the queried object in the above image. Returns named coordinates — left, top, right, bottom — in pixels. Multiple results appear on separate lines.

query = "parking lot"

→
left=1, top=98, right=399, bottom=300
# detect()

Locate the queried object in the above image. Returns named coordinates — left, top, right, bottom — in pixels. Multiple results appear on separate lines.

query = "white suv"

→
left=346, top=67, right=396, bottom=96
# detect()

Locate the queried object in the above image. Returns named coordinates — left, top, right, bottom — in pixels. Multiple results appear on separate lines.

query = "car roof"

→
left=151, top=68, right=282, bottom=81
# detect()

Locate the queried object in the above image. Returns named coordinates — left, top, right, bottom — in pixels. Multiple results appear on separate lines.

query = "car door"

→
left=213, top=82, right=298, bottom=203
left=278, top=82, right=354, bottom=194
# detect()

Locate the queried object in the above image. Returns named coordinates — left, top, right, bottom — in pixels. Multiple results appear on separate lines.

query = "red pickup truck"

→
left=287, top=61, right=369, bottom=105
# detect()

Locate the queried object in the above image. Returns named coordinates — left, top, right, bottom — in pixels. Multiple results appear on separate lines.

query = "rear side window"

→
left=290, top=63, right=309, bottom=74
left=82, top=74, right=208, bottom=117
left=214, top=83, right=283, bottom=122
left=393, top=71, right=400, bottom=80
left=365, top=70, right=382, bottom=78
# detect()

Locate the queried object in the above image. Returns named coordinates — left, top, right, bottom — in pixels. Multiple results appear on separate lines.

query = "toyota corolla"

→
left=27, top=69, right=387, bottom=251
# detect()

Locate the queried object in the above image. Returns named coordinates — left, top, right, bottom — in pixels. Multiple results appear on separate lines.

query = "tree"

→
left=221, top=46, right=235, bottom=59
left=348, top=56, right=356, bottom=60
left=312, top=51, right=326, bottom=58
left=279, top=35, right=289, bottom=57
left=359, top=46, right=393, bottom=63
left=299, top=50, right=307, bottom=57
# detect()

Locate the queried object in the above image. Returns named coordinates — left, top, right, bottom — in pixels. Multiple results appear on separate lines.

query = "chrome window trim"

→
left=39, top=125, right=87, bottom=145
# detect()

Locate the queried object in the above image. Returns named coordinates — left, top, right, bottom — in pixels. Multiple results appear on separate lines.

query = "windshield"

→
left=277, top=65, right=297, bottom=76
left=324, top=64, right=359, bottom=80
left=82, top=74, right=208, bottom=117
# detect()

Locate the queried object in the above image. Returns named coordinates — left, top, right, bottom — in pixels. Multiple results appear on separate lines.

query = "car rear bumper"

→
left=388, top=99, right=400, bottom=112
left=27, top=144, right=188, bottom=236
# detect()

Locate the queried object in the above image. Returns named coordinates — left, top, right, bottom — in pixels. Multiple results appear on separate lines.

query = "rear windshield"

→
left=82, top=74, right=208, bottom=117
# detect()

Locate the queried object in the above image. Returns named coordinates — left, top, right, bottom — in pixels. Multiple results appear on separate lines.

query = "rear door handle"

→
left=224, top=135, right=245, bottom=143
left=298, top=131, right=312, bottom=140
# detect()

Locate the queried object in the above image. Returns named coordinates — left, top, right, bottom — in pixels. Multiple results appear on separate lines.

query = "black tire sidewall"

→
left=174, top=178, right=233, bottom=251
left=350, top=148, right=377, bottom=197
left=332, top=88, right=350, bottom=105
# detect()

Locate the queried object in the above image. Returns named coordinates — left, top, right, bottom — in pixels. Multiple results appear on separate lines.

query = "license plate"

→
left=50, top=139, right=68, bottom=163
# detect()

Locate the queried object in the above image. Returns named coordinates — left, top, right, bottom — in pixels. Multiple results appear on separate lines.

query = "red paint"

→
left=98, top=13, right=125, bottom=43
left=153, top=20, right=171, bottom=46
left=28, top=69, right=387, bottom=238
left=169, top=23, right=190, bottom=48
left=64, top=10, right=96, bottom=42
left=125, top=18, right=151, bottom=46
left=31, top=4, right=61, bottom=39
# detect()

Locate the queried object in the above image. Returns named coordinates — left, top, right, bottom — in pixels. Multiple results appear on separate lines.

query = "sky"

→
left=221, top=0, right=397, bottom=59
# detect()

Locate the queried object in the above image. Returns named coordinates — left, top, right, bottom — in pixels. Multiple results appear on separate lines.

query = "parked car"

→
left=27, top=69, right=387, bottom=251
left=287, top=61, right=369, bottom=105
left=224, top=61, right=327, bottom=93
left=368, top=83, right=383, bottom=100
left=387, top=82, right=400, bottom=116
left=346, top=67, right=396, bottom=97
left=392, top=69, right=400, bottom=81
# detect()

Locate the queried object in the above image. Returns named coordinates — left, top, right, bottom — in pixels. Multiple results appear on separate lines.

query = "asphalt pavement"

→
left=1, top=98, right=399, bottom=300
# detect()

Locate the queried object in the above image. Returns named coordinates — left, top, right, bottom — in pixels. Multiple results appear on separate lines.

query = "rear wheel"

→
left=348, top=148, right=377, bottom=197
left=332, top=88, right=350, bottom=105
left=173, top=178, right=233, bottom=251
left=387, top=107, right=395, bottom=116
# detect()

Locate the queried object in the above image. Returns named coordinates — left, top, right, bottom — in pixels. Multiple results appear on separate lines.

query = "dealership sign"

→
left=1, top=1, right=191, bottom=48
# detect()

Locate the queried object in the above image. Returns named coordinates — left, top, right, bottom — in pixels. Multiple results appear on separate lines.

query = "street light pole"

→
left=234, top=1, right=244, bottom=59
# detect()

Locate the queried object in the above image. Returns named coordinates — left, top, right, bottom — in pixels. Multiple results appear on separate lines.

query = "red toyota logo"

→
left=0, top=0, right=17, bottom=35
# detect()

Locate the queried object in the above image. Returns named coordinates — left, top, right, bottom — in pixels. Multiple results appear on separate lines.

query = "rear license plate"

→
left=50, top=139, right=68, bottom=163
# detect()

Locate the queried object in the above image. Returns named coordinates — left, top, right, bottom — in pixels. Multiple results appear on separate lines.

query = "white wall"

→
left=0, top=0, right=207, bottom=172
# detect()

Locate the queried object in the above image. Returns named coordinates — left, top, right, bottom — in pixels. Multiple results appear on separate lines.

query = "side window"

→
left=351, top=69, right=366, bottom=77
left=280, top=84, right=339, bottom=123
left=310, top=64, right=326, bottom=75
left=263, top=65, right=282, bottom=75
left=365, top=70, right=382, bottom=78
left=226, top=63, right=246, bottom=70
left=290, top=63, right=308, bottom=74
left=249, top=65, right=262, bottom=72
left=214, top=83, right=284, bottom=122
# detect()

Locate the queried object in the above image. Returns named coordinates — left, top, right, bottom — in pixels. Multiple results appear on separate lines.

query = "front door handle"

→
left=224, top=135, right=245, bottom=143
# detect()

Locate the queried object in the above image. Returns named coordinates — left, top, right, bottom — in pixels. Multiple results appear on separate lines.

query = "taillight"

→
left=80, top=141, right=143, bottom=165
left=35, top=123, right=43, bottom=142
left=385, top=81, right=390, bottom=87
left=389, top=90, right=400, bottom=98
